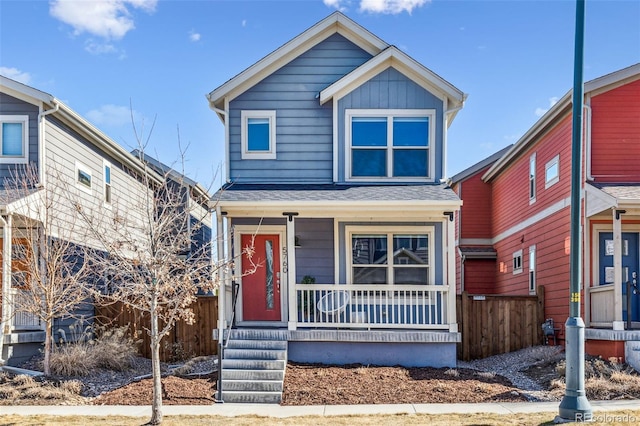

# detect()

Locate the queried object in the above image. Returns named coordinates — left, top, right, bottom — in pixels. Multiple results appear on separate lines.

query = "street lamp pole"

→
left=558, top=0, right=593, bottom=421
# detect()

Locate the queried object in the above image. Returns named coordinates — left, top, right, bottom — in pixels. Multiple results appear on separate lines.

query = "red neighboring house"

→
left=451, top=63, right=640, bottom=362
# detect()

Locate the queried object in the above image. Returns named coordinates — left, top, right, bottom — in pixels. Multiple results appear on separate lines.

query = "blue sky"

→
left=1, top=0, right=639, bottom=190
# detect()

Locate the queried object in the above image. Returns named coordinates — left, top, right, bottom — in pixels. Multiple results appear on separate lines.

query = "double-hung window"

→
left=0, top=115, right=29, bottom=163
left=241, top=110, right=276, bottom=159
left=346, top=109, right=435, bottom=181
left=348, top=226, right=434, bottom=285
left=104, top=161, right=112, bottom=205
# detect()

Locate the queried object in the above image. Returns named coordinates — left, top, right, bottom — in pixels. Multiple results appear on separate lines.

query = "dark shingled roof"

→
left=213, top=183, right=460, bottom=203
left=459, top=246, right=497, bottom=259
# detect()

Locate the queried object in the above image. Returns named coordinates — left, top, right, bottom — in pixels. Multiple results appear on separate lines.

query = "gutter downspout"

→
left=442, top=104, right=464, bottom=181
left=207, top=98, right=230, bottom=185
left=37, top=101, right=60, bottom=186
left=584, top=102, right=593, bottom=181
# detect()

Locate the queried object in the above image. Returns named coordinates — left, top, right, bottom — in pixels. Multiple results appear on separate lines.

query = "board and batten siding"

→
left=0, top=93, right=39, bottom=182
left=228, top=34, right=372, bottom=183
left=337, top=68, right=445, bottom=182
left=589, top=78, right=640, bottom=182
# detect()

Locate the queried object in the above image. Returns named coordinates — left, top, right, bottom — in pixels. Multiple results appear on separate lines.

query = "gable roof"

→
left=483, top=63, right=640, bottom=182
left=206, top=12, right=388, bottom=114
left=320, top=46, right=467, bottom=118
left=448, top=144, right=513, bottom=185
left=0, top=75, right=162, bottom=185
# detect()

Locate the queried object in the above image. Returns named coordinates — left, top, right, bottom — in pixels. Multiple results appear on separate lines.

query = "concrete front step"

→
left=222, top=379, right=283, bottom=392
left=225, top=339, right=287, bottom=350
left=222, top=368, right=285, bottom=381
left=221, top=390, right=282, bottom=404
left=224, top=348, right=287, bottom=360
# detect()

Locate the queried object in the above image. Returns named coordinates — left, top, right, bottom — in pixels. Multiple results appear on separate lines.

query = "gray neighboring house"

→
left=208, top=11, right=467, bottom=403
left=0, top=75, right=166, bottom=366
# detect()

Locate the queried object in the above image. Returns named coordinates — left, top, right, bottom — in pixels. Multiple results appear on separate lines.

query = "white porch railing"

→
left=293, top=284, right=451, bottom=330
left=7, top=288, right=44, bottom=331
left=589, top=284, right=615, bottom=325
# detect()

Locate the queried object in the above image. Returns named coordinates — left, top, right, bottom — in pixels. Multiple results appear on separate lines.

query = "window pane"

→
left=352, top=149, right=386, bottom=177
left=353, top=267, right=387, bottom=284
left=247, top=118, right=270, bottom=151
left=352, top=235, right=387, bottom=265
left=352, top=117, right=387, bottom=147
left=393, top=235, right=428, bottom=264
left=265, top=239, right=274, bottom=309
left=78, top=169, right=91, bottom=188
left=546, top=162, right=558, bottom=182
left=2, top=122, right=23, bottom=156
left=394, top=267, right=428, bottom=284
left=105, top=165, right=111, bottom=184
left=393, top=149, right=427, bottom=177
left=393, top=117, right=428, bottom=147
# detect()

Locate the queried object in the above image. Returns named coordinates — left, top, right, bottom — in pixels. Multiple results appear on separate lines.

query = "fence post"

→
left=461, top=291, right=470, bottom=361
left=537, top=285, right=545, bottom=344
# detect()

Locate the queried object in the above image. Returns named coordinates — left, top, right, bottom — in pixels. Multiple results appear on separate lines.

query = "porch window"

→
left=349, top=227, right=433, bottom=285
left=346, top=109, right=434, bottom=181
left=241, top=110, right=276, bottom=159
left=0, top=115, right=28, bottom=163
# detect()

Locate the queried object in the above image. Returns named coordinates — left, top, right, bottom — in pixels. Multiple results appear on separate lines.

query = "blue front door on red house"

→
left=599, top=232, right=640, bottom=323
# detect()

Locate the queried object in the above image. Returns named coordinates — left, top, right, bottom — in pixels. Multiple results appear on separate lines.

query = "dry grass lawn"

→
left=1, top=410, right=640, bottom=426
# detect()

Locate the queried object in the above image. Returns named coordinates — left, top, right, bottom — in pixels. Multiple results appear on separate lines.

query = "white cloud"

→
left=359, top=0, right=430, bottom=14
left=49, top=0, right=157, bottom=40
left=189, top=30, right=201, bottom=42
left=323, top=0, right=348, bottom=11
left=84, top=39, right=119, bottom=55
left=0, top=67, right=32, bottom=84
left=241, top=19, right=247, bottom=27
left=85, top=104, right=138, bottom=127
left=535, top=96, right=560, bottom=117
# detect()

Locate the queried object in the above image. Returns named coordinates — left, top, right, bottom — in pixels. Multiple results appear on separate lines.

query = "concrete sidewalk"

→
left=1, top=400, right=638, bottom=418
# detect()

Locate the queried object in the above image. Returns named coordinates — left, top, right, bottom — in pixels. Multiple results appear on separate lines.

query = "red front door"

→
left=241, top=234, right=281, bottom=321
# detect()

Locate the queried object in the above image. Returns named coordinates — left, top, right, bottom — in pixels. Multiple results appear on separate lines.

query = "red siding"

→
left=491, top=115, right=573, bottom=237
left=590, top=78, right=640, bottom=182
left=463, top=259, right=497, bottom=294
left=458, top=169, right=493, bottom=239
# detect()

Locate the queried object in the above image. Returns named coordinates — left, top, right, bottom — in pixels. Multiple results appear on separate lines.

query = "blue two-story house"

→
left=209, top=12, right=466, bottom=403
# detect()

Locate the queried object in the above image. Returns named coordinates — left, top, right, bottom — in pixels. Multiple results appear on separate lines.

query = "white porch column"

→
left=612, top=209, right=624, bottom=330
left=286, top=216, right=297, bottom=330
left=446, top=215, right=458, bottom=332
left=215, top=208, right=226, bottom=340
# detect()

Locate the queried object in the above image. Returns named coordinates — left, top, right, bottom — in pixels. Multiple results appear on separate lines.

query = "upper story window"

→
left=545, top=155, right=559, bottom=188
left=346, top=109, right=435, bottom=181
left=75, top=161, right=92, bottom=193
left=241, top=110, right=276, bottom=159
left=104, top=161, right=112, bottom=205
left=0, top=115, right=29, bottom=164
left=347, top=226, right=434, bottom=285
left=529, top=153, right=536, bottom=203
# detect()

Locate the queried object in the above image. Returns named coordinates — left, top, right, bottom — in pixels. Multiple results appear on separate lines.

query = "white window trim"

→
left=346, top=225, right=435, bottom=285
left=345, top=109, right=436, bottom=183
left=545, top=154, right=560, bottom=189
left=513, top=249, right=523, bottom=275
left=75, top=161, right=92, bottom=194
left=241, top=110, right=276, bottom=160
left=529, top=153, right=536, bottom=204
left=0, top=115, right=29, bottom=164
left=103, top=160, right=112, bottom=207
left=529, top=245, right=536, bottom=294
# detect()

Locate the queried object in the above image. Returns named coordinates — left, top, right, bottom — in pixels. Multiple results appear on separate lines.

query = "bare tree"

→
left=74, top=143, right=222, bottom=425
left=1, top=164, right=92, bottom=375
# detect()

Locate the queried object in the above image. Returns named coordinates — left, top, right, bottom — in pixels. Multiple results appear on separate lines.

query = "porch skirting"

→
left=585, top=328, right=640, bottom=371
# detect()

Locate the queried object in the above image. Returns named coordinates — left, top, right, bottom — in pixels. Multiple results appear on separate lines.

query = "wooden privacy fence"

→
left=95, top=297, right=218, bottom=361
left=457, top=287, right=545, bottom=360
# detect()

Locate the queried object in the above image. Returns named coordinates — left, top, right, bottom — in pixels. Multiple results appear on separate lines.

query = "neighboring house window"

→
left=346, top=109, right=435, bottom=181
left=545, top=155, right=559, bottom=188
left=513, top=250, right=523, bottom=274
left=529, top=153, right=536, bottom=202
left=0, top=115, right=28, bottom=163
left=347, top=226, right=434, bottom=285
left=241, top=110, right=276, bottom=159
left=104, top=161, right=112, bottom=205
left=529, top=245, right=536, bottom=294
left=76, top=162, right=92, bottom=193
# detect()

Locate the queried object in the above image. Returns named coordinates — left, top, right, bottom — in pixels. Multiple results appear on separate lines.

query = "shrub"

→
left=92, top=325, right=139, bottom=371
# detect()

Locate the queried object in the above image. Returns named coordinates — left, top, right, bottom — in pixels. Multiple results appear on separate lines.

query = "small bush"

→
left=476, top=371, right=496, bottom=379
left=445, top=369, right=459, bottom=377
left=59, top=379, right=83, bottom=395
left=50, top=341, right=96, bottom=376
left=92, top=325, right=139, bottom=371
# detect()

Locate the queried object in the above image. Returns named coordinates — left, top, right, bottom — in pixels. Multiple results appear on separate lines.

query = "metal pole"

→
left=558, top=0, right=593, bottom=421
